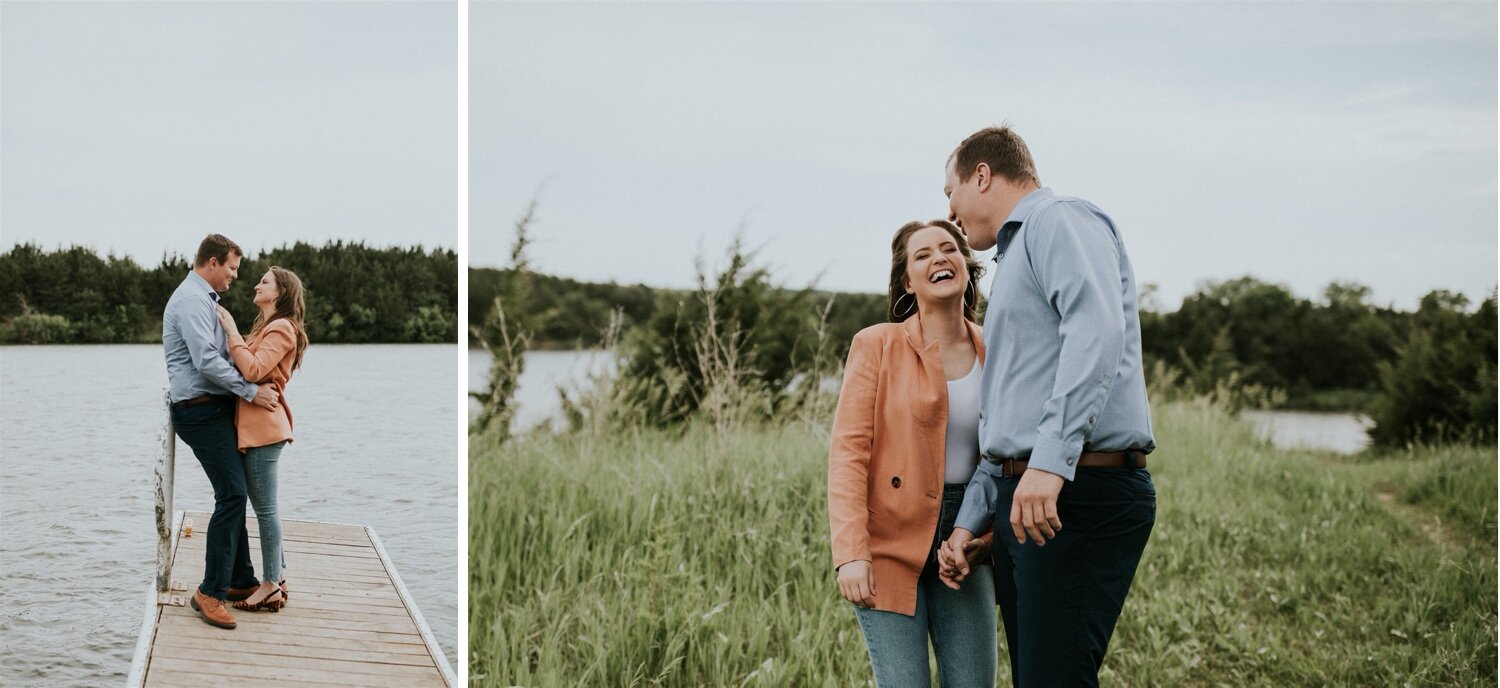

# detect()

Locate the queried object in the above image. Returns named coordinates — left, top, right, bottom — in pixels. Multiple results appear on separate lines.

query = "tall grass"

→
left=469, top=394, right=1496, bottom=686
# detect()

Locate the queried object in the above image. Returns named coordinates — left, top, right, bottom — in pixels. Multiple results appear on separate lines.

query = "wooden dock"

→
left=127, top=510, right=454, bottom=687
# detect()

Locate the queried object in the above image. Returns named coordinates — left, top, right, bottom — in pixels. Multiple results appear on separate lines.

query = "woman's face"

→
left=252, top=271, right=282, bottom=308
left=903, top=225, right=969, bottom=311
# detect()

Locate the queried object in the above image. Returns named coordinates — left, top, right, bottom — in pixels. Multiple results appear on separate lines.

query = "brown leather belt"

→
left=996, top=451, right=1146, bottom=478
left=171, top=394, right=229, bottom=409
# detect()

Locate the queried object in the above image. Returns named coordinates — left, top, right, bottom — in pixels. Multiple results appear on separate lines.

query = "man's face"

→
left=944, top=159, right=996, bottom=251
left=203, top=253, right=241, bottom=292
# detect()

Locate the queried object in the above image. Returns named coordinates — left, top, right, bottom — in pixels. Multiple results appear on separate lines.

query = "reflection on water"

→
left=1, top=344, right=456, bottom=686
left=1242, top=409, right=1373, bottom=454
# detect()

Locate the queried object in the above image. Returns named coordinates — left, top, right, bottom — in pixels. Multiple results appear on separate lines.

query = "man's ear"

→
left=975, top=163, right=992, bottom=193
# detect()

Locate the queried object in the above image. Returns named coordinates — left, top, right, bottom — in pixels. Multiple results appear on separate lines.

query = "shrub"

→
left=609, top=239, right=822, bottom=428
left=0, top=312, right=73, bottom=344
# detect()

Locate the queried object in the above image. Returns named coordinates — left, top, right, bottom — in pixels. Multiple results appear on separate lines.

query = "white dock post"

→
left=154, top=391, right=175, bottom=593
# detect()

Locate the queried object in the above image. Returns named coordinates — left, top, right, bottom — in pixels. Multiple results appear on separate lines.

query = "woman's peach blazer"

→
left=230, top=319, right=297, bottom=452
left=828, top=314, right=986, bottom=616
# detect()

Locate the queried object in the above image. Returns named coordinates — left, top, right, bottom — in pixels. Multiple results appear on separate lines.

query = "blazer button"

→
left=891, top=476, right=902, bottom=488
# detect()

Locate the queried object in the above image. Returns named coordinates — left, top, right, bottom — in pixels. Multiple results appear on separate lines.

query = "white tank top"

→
left=944, top=359, right=982, bottom=485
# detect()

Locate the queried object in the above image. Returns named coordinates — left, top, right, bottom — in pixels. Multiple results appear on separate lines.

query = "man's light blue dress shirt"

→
left=956, top=188, right=1155, bottom=535
left=162, top=271, right=257, bottom=404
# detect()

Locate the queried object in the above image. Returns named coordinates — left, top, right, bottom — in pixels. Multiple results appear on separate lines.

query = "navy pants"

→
left=992, top=468, right=1155, bottom=687
left=170, top=397, right=257, bottom=599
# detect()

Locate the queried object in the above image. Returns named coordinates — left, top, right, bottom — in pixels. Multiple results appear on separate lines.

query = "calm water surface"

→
left=1, top=344, right=457, bottom=686
left=468, top=348, right=611, bottom=431
left=1242, top=409, right=1373, bottom=454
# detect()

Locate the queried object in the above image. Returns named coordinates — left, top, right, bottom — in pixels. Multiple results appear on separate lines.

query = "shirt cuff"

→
left=954, top=460, right=1003, bottom=535
left=239, top=382, right=259, bottom=403
left=1029, top=436, right=1081, bottom=481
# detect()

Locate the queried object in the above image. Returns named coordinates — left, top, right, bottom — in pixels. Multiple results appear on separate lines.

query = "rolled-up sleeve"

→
left=1026, top=204, right=1126, bottom=480
left=954, top=459, right=1001, bottom=535
left=182, top=296, right=257, bottom=402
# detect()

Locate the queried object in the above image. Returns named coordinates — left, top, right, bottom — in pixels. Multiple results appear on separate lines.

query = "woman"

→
left=827, top=220, right=997, bottom=686
left=215, top=265, right=308, bottom=613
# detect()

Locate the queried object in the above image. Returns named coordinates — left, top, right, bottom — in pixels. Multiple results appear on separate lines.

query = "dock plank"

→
left=132, top=511, right=452, bottom=687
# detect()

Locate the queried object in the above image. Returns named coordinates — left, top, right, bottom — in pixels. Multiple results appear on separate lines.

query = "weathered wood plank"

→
left=147, top=656, right=443, bottom=685
left=157, top=613, right=426, bottom=647
left=153, top=634, right=438, bottom=667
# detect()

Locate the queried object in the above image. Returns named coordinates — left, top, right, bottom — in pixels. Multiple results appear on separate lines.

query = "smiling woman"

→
left=825, top=219, right=996, bottom=686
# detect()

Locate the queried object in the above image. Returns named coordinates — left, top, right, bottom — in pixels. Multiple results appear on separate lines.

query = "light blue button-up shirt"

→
left=956, top=187, right=1155, bottom=535
left=162, top=271, right=257, bottom=404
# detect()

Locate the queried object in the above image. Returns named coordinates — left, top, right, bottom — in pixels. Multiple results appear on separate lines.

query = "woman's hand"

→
left=836, top=560, right=877, bottom=609
left=938, top=528, right=976, bottom=590
left=215, top=304, right=238, bottom=334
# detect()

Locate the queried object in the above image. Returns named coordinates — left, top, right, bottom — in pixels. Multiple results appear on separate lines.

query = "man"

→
left=938, top=127, right=1157, bottom=686
left=163, top=233, right=281, bottom=629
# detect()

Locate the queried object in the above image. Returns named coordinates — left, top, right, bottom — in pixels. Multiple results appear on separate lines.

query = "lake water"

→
left=0, top=344, right=457, bottom=686
left=467, top=348, right=612, bottom=431
left=1242, top=409, right=1373, bottom=454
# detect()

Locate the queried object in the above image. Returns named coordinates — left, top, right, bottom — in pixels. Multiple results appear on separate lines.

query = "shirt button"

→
left=1066, top=458, right=1076, bottom=466
left=891, top=476, right=902, bottom=488
left=1088, top=415, right=1096, bottom=424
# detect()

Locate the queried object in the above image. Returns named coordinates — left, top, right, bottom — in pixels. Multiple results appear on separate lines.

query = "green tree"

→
left=1369, top=291, right=1497, bottom=446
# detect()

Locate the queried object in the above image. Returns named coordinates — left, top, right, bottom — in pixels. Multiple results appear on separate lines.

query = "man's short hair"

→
left=949, top=126, right=1040, bottom=186
left=194, top=234, right=242, bottom=267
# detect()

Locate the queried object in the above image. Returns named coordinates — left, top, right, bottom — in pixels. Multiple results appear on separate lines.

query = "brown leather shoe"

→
left=226, top=585, right=258, bottom=601
left=190, top=590, right=237, bottom=629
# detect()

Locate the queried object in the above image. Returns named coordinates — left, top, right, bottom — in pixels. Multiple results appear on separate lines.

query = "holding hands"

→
left=936, top=529, right=991, bottom=590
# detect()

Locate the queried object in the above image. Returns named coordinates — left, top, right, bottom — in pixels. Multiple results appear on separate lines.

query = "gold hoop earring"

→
left=893, top=292, right=916, bottom=319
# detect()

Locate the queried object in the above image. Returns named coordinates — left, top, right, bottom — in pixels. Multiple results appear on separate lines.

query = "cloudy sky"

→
left=471, top=2, right=1496, bottom=311
left=2, top=1, right=456, bottom=261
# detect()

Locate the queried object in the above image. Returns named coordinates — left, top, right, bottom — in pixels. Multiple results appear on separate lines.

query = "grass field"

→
left=469, top=398, right=1496, bottom=686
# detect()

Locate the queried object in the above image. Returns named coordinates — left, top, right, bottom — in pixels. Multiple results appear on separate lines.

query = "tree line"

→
left=0, top=242, right=457, bottom=344
left=471, top=259, right=1496, bottom=448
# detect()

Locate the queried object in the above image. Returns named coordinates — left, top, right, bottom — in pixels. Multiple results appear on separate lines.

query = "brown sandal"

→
left=259, top=584, right=286, bottom=612
left=231, top=582, right=284, bottom=612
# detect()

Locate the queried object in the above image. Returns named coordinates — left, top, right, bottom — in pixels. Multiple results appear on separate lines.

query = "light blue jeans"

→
left=853, top=484, right=998, bottom=687
left=244, top=441, right=287, bottom=582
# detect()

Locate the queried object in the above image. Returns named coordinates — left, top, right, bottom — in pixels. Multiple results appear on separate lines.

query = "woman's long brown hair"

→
left=250, top=266, right=309, bottom=371
left=887, top=220, right=983, bottom=323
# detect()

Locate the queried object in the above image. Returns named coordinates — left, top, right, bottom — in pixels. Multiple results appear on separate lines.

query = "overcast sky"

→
left=472, top=1, right=1497, bottom=311
left=2, top=1, right=456, bottom=261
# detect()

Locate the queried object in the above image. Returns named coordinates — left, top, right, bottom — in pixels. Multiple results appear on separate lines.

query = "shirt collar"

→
left=992, top=187, right=1053, bottom=258
left=186, top=270, right=220, bottom=302
left=1003, top=186, right=1053, bottom=227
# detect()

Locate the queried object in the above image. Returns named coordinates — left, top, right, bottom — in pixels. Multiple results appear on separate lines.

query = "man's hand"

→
left=250, top=385, right=280, bottom=411
left=961, top=535, right=991, bottom=569
left=836, top=560, right=877, bottom=608
left=937, top=528, right=976, bottom=590
left=1011, top=468, right=1065, bottom=545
